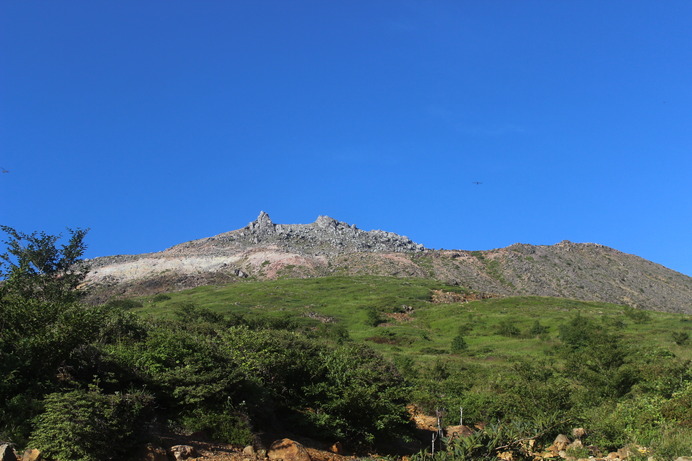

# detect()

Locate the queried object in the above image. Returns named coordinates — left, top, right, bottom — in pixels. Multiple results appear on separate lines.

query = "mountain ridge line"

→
left=85, top=212, right=692, bottom=314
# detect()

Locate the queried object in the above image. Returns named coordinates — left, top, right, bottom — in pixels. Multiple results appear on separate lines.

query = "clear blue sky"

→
left=1, top=1, right=691, bottom=276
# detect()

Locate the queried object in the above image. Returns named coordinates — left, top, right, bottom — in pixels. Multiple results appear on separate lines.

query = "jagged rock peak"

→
left=233, top=211, right=426, bottom=254
left=248, top=211, right=275, bottom=232
left=315, top=215, right=338, bottom=229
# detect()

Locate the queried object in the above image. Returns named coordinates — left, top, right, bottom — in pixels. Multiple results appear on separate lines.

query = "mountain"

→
left=86, top=212, right=692, bottom=313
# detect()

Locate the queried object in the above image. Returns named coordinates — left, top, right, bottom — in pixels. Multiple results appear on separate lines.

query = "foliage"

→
left=365, top=306, right=384, bottom=327
left=0, top=299, right=148, bottom=444
left=585, top=384, right=692, bottom=456
left=623, top=306, right=651, bottom=324
left=30, top=386, right=153, bottom=461
left=557, top=314, right=639, bottom=404
left=412, top=416, right=566, bottom=461
left=672, top=330, right=690, bottom=346
left=104, top=298, right=143, bottom=310
left=2, top=225, right=690, bottom=458
left=0, top=226, right=89, bottom=303
left=495, top=319, right=521, bottom=337
left=178, top=407, right=253, bottom=445
left=302, top=344, right=413, bottom=445
left=528, top=320, right=548, bottom=336
left=450, top=335, right=468, bottom=353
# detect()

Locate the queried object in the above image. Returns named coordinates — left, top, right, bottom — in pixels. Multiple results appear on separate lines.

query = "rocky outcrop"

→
left=166, top=212, right=426, bottom=257
left=169, top=445, right=198, bottom=461
left=138, top=444, right=168, bottom=461
left=0, top=444, right=17, bottom=461
left=20, top=449, right=41, bottom=461
left=267, top=438, right=312, bottom=461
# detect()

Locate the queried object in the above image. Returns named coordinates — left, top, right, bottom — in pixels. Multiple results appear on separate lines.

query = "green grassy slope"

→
left=117, top=276, right=692, bottom=457
left=133, top=276, right=691, bottom=365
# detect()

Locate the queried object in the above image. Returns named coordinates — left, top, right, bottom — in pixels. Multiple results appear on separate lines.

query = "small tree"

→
left=0, top=226, right=89, bottom=303
left=0, top=226, right=91, bottom=444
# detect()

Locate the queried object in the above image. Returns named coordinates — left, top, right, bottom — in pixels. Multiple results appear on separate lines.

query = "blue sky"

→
left=1, top=1, right=691, bottom=276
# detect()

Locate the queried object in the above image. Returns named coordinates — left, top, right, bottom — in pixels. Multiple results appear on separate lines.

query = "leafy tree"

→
left=0, top=226, right=93, bottom=444
left=0, top=226, right=89, bottom=303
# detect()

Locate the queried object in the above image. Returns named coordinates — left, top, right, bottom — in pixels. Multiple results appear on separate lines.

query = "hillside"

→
left=3, top=227, right=691, bottom=460
left=117, top=276, right=692, bottom=458
left=134, top=276, right=692, bottom=365
left=86, top=212, right=692, bottom=313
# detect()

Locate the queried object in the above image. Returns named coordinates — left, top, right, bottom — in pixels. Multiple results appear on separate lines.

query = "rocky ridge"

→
left=166, top=211, right=426, bottom=256
left=86, top=212, right=692, bottom=313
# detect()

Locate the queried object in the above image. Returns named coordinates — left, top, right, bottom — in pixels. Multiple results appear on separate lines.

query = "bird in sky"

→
left=1, top=167, right=9, bottom=173
left=472, top=181, right=482, bottom=185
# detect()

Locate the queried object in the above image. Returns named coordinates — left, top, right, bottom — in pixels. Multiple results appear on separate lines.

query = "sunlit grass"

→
left=131, top=276, right=691, bottom=364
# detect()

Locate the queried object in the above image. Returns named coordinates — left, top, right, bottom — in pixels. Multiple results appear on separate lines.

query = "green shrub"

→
left=30, top=387, right=153, bottom=461
left=174, top=303, right=225, bottom=325
left=623, top=307, right=651, bottom=324
left=124, top=326, right=247, bottom=412
left=496, top=319, right=521, bottom=337
left=451, top=335, right=468, bottom=353
left=529, top=320, right=548, bottom=336
left=412, top=417, right=567, bottom=461
left=365, top=306, right=384, bottom=327
left=565, top=445, right=590, bottom=459
left=302, top=344, right=412, bottom=445
left=105, top=299, right=143, bottom=310
left=179, top=408, right=253, bottom=445
left=672, top=331, right=690, bottom=346
left=152, top=293, right=171, bottom=302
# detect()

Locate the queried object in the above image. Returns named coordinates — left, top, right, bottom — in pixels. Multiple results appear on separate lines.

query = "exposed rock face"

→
left=20, top=449, right=41, bottom=461
left=86, top=212, right=425, bottom=301
left=167, top=212, right=426, bottom=256
left=0, top=444, right=17, bottom=461
left=267, top=438, right=311, bottom=461
left=85, top=212, right=692, bottom=313
left=169, top=445, right=197, bottom=461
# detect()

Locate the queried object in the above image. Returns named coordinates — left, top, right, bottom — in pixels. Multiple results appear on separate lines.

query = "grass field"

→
left=132, top=275, right=692, bottom=366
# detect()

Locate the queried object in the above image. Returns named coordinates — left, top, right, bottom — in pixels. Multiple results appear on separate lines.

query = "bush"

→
left=30, top=387, right=153, bottom=461
left=302, top=344, right=412, bottom=445
left=104, top=298, right=143, bottom=310
left=121, top=326, right=247, bottom=412
left=672, top=331, right=690, bottom=346
left=451, top=335, right=468, bottom=353
left=529, top=320, right=548, bottom=336
left=179, top=407, right=253, bottom=445
left=365, top=306, right=383, bottom=327
left=496, top=319, right=521, bottom=337
left=623, top=307, right=651, bottom=324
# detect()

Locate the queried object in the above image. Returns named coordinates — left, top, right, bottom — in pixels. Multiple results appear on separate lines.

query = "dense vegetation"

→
left=1, top=228, right=691, bottom=460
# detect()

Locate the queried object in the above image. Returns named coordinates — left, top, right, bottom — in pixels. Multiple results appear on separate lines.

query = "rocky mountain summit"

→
left=86, top=212, right=692, bottom=313
left=167, top=211, right=426, bottom=256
